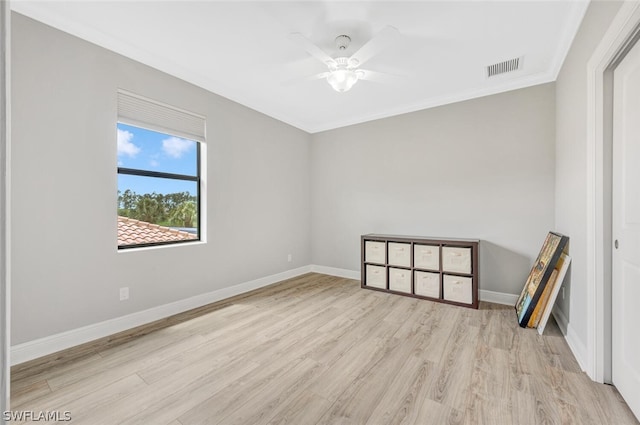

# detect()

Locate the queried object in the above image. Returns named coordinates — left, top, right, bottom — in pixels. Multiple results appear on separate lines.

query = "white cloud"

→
left=117, top=129, right=141, bottom=158
left=149, top=159, right=160, bottom=167
left=162, top=136, right=193, bottom=159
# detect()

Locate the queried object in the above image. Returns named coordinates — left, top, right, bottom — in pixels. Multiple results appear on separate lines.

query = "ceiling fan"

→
left=287, top=26, right=400, bottom=93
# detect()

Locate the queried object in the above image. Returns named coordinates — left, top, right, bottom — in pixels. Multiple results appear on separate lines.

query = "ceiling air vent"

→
left=486, top=57, right=521, bottom=78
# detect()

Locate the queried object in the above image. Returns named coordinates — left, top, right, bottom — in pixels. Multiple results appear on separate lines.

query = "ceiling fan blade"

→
left=358, top=69, right=403, bottom=84
left=282, top=72, right=329, bottom=87
left=349, top=26, right=400, bottom=67
left=287, top=33, right=336, bottom=66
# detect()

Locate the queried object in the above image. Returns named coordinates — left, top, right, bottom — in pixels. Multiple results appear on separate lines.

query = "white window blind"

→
left=117, top=90, right=206, bottom=142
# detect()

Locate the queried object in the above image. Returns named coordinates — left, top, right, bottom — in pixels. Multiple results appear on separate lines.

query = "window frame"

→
left=117, top=125, right=202, bottom=250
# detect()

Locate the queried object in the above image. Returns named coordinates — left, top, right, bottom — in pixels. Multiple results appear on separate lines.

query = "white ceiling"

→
left=11, top=1, right=589, bottom=133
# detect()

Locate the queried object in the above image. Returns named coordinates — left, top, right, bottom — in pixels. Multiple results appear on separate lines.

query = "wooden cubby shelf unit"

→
left=361, top=234, right=480, bottom=309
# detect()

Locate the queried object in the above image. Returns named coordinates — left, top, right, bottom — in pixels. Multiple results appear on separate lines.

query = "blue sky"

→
left=117, top=123, right=198, bottom=195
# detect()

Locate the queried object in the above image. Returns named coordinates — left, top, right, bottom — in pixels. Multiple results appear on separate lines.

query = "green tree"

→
left=135, top=196, right=163, bottom=223
left=119, top=189, right=138, bottom=216
left=117, top=189, right=197, bottom=225
left=165, top=192, right=193, bottom=211
left=169, top=201, right=197, bottom=228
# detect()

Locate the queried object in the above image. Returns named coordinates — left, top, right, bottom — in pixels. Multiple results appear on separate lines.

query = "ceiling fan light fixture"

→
left=326, top=58, right=362, bottom=92
left=327, top=69, right=359, bottom=92
left=288, top=26, right=400, bottom=93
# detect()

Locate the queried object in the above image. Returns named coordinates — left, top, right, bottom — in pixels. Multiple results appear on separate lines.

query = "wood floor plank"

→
left=47, top=334, right=208, bottom=391
left=426, top=317, right=479, bottom=408
left=176, top=355, right=313, bottom=424
left=470, top=343, right=510, bottom=401
left=12, top=358, right=156, bottom=415
left=364, top=353, right=434, bottom=425
left=527, top=374, right=563, bottom=424
left=72, top=357, right=261, bottom=425
left=464, top=391, right=513, bottom=425
left=8, top=379, right=51, bottom=409
left=212, top=358, right=326, bottom=425
left=406, top=398, right=465, bottom=425
left=306, top=323, right=401, bottom=402
left=265, top=390, right=333, bottom=425
left=135, top=310, right=295, bottom=384
left=373, top=354, right=443, bottom=425
left=114, top=359, right=263, bottom=425
left=9, top=273, right=640, bottom=425
left=10, top=353, right=104, bottom=396
left=314, top=336, right=421, bottom=425
left=22, top=374, right=147, bottom=425
left=410, top=305, right=460, bottom=364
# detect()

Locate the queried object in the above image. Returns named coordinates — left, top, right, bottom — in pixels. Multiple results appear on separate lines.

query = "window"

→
left=116, top=91, right=205, bottom=249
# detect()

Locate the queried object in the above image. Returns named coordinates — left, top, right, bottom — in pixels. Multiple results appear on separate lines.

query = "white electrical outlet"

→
left=287, top=254, right=292, bottom=262
left=119, top=287, right=129, bottom=301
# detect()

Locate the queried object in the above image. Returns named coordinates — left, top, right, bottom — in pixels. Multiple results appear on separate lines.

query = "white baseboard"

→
left=478, top=289, right=518, bottom=306
left=10, top=266, right=312, bottom=366
left=310, top=265, right=360, bottom=280
left=310, top=265, right=518, bottom=306
left=552, top=306, right=587, bottom=372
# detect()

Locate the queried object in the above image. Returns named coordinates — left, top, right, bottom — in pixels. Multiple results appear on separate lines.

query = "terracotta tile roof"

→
left=118, top=216, right=197, bottom=246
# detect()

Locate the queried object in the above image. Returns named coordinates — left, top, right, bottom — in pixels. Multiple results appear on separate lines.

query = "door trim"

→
left=587, top=1, right=640, bottom=383
left=1, top=0, right=10, bottom=414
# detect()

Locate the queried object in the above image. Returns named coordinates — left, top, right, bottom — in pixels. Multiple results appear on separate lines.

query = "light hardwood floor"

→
left=10, top=273, right=639, bottom=424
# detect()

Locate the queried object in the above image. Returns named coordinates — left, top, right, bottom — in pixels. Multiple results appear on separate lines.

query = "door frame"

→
left=1, top=0, right=10, bottom=414
left=587, top=1, right=640, bottom=383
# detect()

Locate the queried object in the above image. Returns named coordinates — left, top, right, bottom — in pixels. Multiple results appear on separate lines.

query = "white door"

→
left=612, top=38, right=640, bottom=421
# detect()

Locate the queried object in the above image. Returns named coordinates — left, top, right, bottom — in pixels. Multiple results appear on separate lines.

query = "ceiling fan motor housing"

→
left=330, top=56, right=360, bottom=71
left=335, top=35, right=351, bottom=50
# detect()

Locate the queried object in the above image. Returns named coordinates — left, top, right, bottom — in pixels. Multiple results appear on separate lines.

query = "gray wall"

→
left=555, top=1, right=622, bottom=344
left=310, top=83, right=556, bottom=296
left=11, top=13, right=311, bottom=345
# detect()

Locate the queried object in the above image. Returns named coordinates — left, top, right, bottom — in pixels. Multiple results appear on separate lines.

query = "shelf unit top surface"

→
left=363, top=234, right=480, bottom=243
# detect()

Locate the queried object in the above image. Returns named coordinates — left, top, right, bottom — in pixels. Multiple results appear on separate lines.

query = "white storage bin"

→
left=443, top=274, right=473, bottom=304
left=389, top=267, right=411, bottom=293
left=365, top=241, right=386, bottom=264
left=442, top=247, right=472, bottom=274
left=388, top=242, right=411, bottom=267
left=365, top=265, right=386, bottom=289
left=414, top=271, right=440, bottom=298
left=414, top=244, right=440, bottom=270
